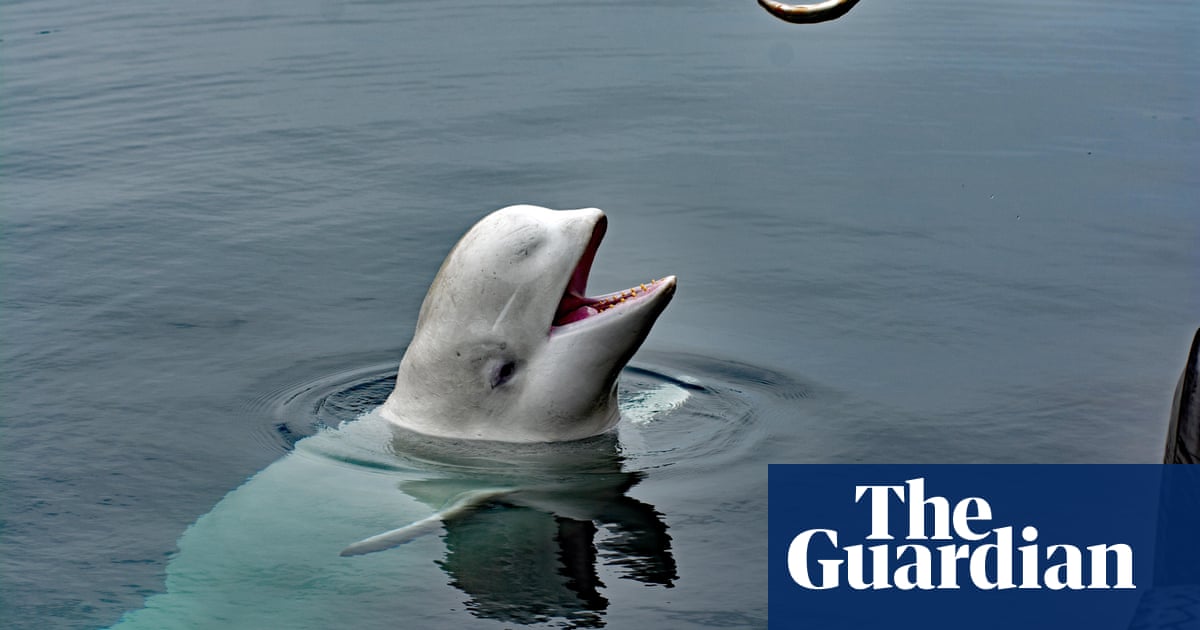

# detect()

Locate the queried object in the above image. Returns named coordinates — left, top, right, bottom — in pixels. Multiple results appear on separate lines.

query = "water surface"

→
left=1, top=0, right=1196, bottom=627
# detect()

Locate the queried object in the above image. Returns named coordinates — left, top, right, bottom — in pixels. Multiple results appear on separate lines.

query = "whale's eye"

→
left=490, top=360, right=517, bottom=389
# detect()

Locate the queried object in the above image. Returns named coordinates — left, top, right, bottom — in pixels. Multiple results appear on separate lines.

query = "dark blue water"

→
left=2, top=0, right=1196, bottom=627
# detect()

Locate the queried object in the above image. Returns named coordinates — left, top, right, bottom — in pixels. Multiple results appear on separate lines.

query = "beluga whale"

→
left=105, top=205, right=683, bottom=629
left=381, top=204, right=677, bottom=442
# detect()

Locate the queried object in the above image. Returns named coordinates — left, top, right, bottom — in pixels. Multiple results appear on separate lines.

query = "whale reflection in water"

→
left=360, top=428, right=678, bottom=626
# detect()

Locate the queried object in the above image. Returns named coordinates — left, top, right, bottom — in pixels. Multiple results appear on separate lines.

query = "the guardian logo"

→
left=787, top=478, right=1135, bottom=591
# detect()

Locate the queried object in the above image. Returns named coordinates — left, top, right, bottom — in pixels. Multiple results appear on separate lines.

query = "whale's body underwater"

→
left=107, top=206, right=680, bottom=628
left=107, top=404, right=685, bottom=629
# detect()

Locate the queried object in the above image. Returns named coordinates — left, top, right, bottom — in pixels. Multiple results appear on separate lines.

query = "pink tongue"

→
left=557, top=305, right=599, bottom=325
left=554, top=293, right=593, bottom=325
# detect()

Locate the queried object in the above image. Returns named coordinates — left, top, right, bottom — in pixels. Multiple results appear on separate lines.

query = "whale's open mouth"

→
left=551, top=215, right=674, bottom=332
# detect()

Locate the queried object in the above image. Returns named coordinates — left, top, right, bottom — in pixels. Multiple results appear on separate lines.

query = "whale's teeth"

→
left=553, top=277, right=668, bottom=327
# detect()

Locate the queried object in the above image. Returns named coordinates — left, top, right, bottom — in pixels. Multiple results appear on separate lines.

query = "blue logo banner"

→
left=768, top=465, right=1200, bottom=629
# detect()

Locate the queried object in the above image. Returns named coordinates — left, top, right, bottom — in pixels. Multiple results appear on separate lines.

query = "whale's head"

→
left=381, top=205, right=676, bottom=442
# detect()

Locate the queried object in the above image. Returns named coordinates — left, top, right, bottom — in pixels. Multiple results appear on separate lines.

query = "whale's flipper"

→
left=1164, top=327, right=1200, bottom=464
left=340, top=488, right=514, bottom=557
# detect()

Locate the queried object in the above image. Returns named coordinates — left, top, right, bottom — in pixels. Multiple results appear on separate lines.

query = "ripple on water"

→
left=241, top=351, right=804, bottom=476
left=243, top=358, right=398, bottom=454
